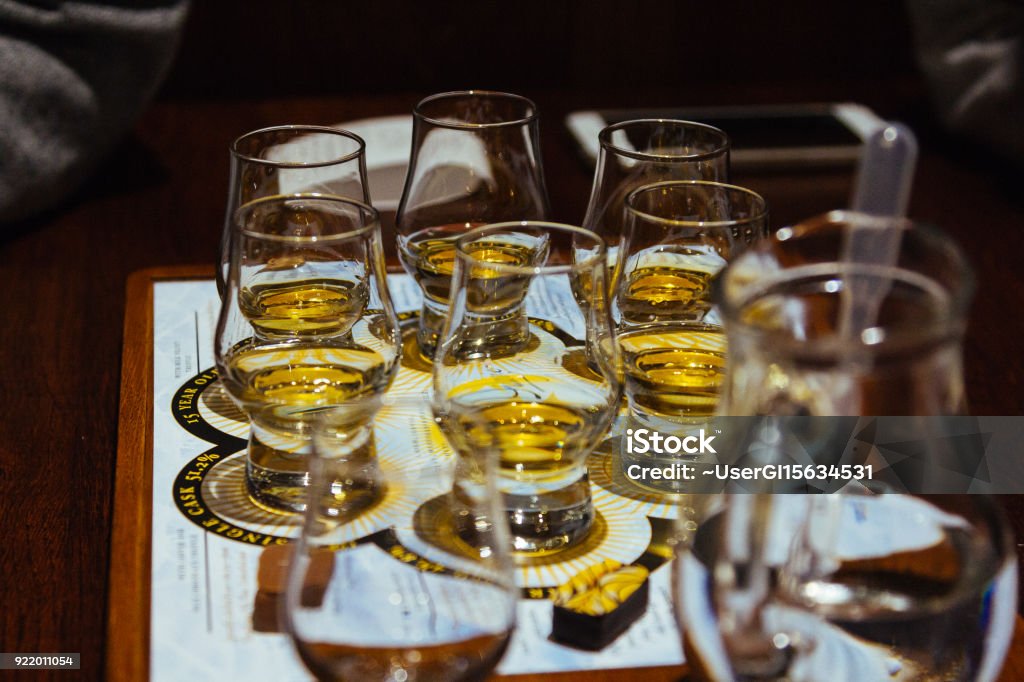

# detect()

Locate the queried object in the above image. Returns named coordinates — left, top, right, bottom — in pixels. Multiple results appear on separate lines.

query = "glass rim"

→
left=455, top=221, right=607, bottom=275
left=413, top=90, right=538, bottom=130
left=234, top=193, right=380, bottom=243
left=625, top=180, right=768, bottom=229
left=230, top=125, right=366, bottom=168
left=717, top=210, right=975, bottom=352
left=599, top=118, right=731, bottom=162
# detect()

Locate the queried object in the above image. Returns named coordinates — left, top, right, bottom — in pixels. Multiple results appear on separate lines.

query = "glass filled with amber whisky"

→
left=218, top=125, right=369, bottom=293
left=396, top=90, right=549, bottom=360
left=582, top=119, right=730, bottom=291
left=615, top=180, right=767, bottom=429
left=215, top=194, right=400, bottom=513
left=432, top=222, right=622, bottom=554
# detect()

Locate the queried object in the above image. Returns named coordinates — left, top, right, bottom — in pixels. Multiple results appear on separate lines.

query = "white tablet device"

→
left=565, top=102, right=887, bottom=171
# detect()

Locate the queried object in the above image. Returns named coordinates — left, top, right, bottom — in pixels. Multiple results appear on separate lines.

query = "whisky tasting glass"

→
left=432, top=222, right=622, bottom=554
left=218, top=125, right=370, bottom=292
left=674, top=212, right=1017, bottom=681
left=718, top=211, right=969, bottom=417
left=283, top=398, right=517, bottom=682
left=214, top=194, right=400, bottom=513
left=615, top=180, right=767, bottom=427
left=676, top=492, right=1016, bottom=681
left=396, top=90, right=550, bottom=359
left=582, top=119, right=730, bottom=287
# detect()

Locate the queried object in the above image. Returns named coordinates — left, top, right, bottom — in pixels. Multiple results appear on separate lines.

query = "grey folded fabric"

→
left=0, top=0, right=190, bottom=223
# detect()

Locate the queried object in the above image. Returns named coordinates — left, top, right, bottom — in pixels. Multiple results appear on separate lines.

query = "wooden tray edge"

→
left=106, top=265, right=214, bottom=682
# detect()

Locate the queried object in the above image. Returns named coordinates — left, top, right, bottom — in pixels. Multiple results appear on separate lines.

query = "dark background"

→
left=161, top=1, right=921, bottom=102
left=146, top=0, right=949, bottom=235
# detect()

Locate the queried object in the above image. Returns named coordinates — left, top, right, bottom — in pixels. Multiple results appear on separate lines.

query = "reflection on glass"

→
left=718, top=211, right=969, bottom=417
left=677, top=493, right=1016, bottom=682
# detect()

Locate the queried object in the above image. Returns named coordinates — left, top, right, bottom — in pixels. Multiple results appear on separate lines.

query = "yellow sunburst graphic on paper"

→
left=618, top=326, right=727, bottom=354
left=198, top=451, right=303, bottom=538
left=374, top=394, right=454, bottom=464
left=198, top=379, right=249, bottom=437
left=181, top=301, right=680, bottom=560
left=189, top=395, right=451, bottom=543
left=382, top=360, right=433, bottom=399
left=185, top=336, right=447, bottom=545
left=391, top=484, right=651, bottom=589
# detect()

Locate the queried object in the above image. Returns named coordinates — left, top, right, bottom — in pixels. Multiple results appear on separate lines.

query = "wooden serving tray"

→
left=107, top=265, right=1024, bottom=681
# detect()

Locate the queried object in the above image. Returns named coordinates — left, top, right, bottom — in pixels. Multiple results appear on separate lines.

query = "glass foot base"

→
left=246, top=458, right=308, bottom=515
left=245, top=426, right=311, bottom=514
left=503, top=479, right=594, bottom=555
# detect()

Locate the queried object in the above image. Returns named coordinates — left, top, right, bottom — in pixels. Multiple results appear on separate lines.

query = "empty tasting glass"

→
left=615, top=180, right=767, bottom=429
left=217, top=125, right=370, bottom=292
left=676, top=492, right=1016, bottom=682
left=396, top=90, right=550, bottom=360
left=283, top=398, right=517, bottom=682
left=582, top=119, right=730, bottom=288
left=432, top=222, right=622, bottom=554
left=674, top=212, right=1017, bottom=681
left=718, top=210, right=970, bottom=417
left=214, top=195, right=400, bottom=513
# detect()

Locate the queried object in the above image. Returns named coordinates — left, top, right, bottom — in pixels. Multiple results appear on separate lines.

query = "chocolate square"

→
left=550, top=562, right=650, bottom=650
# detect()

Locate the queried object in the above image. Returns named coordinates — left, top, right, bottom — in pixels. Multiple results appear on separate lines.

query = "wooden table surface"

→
left=1, top=86, right=1022, bottom=680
